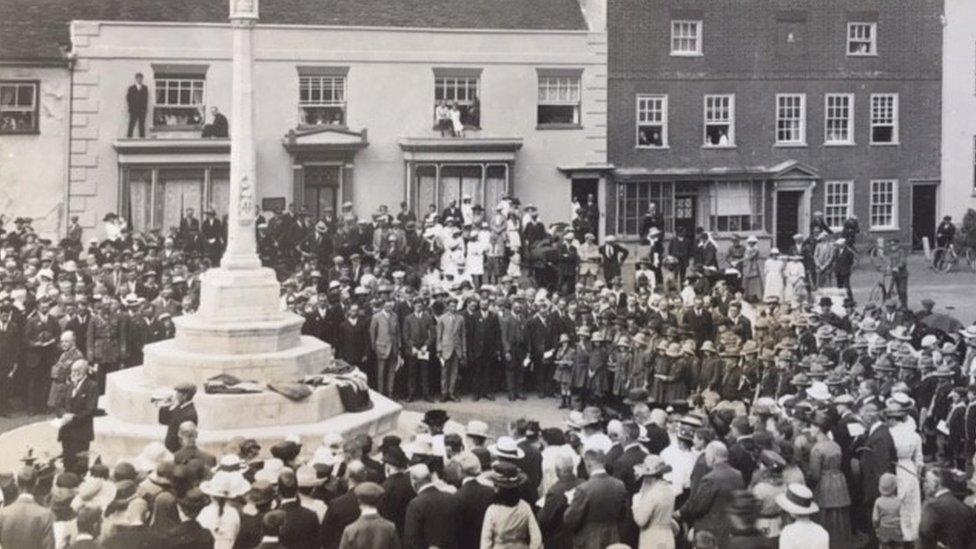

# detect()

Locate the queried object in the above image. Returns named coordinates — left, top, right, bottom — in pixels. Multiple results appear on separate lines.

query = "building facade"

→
left=608, top=0, right=943, bottom=251
left=61, top=1, right=607, bottom=239
left=942, top=0, right=976, bottom=223
left=0, top=22, right=71, bottom=239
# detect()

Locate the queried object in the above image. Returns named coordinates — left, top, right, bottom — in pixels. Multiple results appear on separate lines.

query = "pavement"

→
left=0, top=252, right=973, bottom=462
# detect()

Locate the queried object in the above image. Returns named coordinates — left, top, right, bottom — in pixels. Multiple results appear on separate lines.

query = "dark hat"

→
left=270, top=441, right=301, bottom=463
left=422, top=409, right=449, bottom=426
left=818, top=296, right=832, bottom=308
left=487, top=461, right=526, bottom=488
left=382, top=447, right=409, bottom=469
left=378, top=435, right=402, bottom=453
left=177, top=488, right=210, bottom=514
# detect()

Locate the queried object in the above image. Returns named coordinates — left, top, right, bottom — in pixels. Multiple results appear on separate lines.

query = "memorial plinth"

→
left=92, top=0, right=400, bottom=461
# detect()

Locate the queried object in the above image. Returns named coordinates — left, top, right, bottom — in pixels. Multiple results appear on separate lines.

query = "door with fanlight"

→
left=303, top=165, right=341, bottom=222
left=674, top=195, right=697, bottom=238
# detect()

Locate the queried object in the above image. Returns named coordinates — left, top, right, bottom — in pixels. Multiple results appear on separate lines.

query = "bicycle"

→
left=932, top=242, right=961, bottom=273
left=867, top=268, right=895, bottom=308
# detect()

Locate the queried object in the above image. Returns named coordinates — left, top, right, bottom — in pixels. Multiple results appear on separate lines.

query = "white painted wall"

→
left=942, top=0, right=976, bottom=221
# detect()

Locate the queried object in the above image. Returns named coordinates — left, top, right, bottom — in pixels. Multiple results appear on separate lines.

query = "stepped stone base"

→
left=94, top=389, right=402, bottom=462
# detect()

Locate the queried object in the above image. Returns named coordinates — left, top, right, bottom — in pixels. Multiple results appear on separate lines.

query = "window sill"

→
left=824, top=142, right=856, bottom=147
left=636, top=145, right=669, bottom=150
left=847, top=53, right=878, bottom=57
left=153, top=125, right=205, bottom=132
left=701, top=144, right=736, bottom=149
left=0, top=129, right=39, bottom=135
left=431, top=125, right=482, bottom=131
left=773, top=142, right=807, bottom=148
left=869, top=226, right=900, bottom=232
left=536, top=123, right=583, bottom=130
left=299, top=123, right=348, bottom=131
left=869, top=141, right=900, bottom=147
left=670, top=52, right=703, bottom=57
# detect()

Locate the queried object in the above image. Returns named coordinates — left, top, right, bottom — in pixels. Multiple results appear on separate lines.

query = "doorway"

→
left=571, top=178, right=598, bottom=208
left=776, top=190, right=802, bottom=251
left=303, top=165, right=341, bottom=222
left=674, top=195, right=697, bottom=238
left=911, top=184, right=937, bottom=250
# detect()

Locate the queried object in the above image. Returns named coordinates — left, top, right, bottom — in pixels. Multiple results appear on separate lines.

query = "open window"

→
left=636, top=94, right=667, bottom=148
left=0, top=81, right=39, bottom=134
left=703, top=94, right=734, bottom=147
left=537, top=69, right=582, bottom=127
left=434, top=68, right=481, bottom=129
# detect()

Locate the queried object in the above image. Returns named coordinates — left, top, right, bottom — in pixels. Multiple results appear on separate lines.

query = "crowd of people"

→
left=0, top=196, right=974, bottom=549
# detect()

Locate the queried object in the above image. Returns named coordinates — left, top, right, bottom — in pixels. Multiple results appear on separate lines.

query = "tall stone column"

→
left=222, top=0, right=260, bottom=271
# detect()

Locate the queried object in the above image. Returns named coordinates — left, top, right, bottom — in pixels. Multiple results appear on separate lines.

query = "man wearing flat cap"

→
left=339, top=482, right=400, bottom=549
left=157, top=382, right=199, bottom=453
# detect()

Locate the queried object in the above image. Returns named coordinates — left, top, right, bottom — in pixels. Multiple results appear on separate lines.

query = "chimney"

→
left=578, top=0, right=606, bottom=31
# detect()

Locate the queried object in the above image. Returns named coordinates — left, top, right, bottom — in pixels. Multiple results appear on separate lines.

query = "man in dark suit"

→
left=276, top=470, right=321, bottom=549
left=0, top=466, right=56, bottom=549
left=726, top=416, right=758, bottom=486
left=340, top=482, right=400, bottom=549
left=157, top=382, right=199, bottom=453
left=402, top=298, right=435, bottom=402
left=854, top=401, right=897, bottom=541
left=676, top=441, right=744, bottom=545
left=126, top=73, right=149, bottom=138
left=726, top=302, right=752, bottom=342
left=201, top=106, right=229, bottom=138
left=24, top=297, right=61, bottom=413
left=58, top=360, right=99, bottom=474
left=498, top=299, right=528, bottom=401
left=599, top=235, right=629, bottom=284
left=455, top=453, right=495, bottom=549
left=526, top=303, right=556, bottom=398
left=563, top=449, right=629, bottom=548
left=369, top=300, right=400, bottom=397
left=918, top=468, right=976, bottom=549
left=338, top=304, right=371, bottom=370
left=378, top=448, right=415, bottom=537
left=607, top=422, right=647, bottom=495
left=463, top=297, right=494, bottom=401
left=682, top=296, right=714, bottom=348
left=537, top=452, right=582, bottom=549
left=168, top=488, right=215, bottom=549
left=321, top=461, right=368, bottom=549
left=0, top=304, right=22, bottom=415
left=200, top=209, right=224, bottom=265
left=403, top=464, right=459, bottom=549
left=64, top=304, right=91, bottom=357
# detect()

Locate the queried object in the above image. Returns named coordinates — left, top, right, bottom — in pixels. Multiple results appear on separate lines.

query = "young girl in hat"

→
left=553, top=333, right=576, bottom=409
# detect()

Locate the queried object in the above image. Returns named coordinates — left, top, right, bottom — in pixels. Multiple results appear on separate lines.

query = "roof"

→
left=0, top=0, right=588, bottom=63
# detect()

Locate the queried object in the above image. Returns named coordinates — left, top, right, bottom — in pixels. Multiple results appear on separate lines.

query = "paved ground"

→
left=0, top=252, right=972, bottom=465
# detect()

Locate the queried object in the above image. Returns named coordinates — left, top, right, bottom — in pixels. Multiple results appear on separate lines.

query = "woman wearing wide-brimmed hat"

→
left=198, top=464, right=251, bottom=549
left=553, top=333, right=577, bottom=409
left=884, top=399, right=923, bottom=544
left=480, top=461, right=543, bottom=548
left=806, top=412, right=851, bottom=549
left=631, top=454, right=676, bottom=549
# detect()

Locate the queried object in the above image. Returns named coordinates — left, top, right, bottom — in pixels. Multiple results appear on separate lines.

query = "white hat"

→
left=920, top=334, right=938, bottom=349
left=131, top=442, right=172, bottom=474
left=465, top=420, right=490, bottom=439
left=253, top=458, right=288, bottom=484
left=488, top=436, right=525, bottom=460
left=746, top=235, right=759, bottom=244
left=805, top=381, right=831, bottom=402
left=776, top=483, right=819, bottom=515
left=200, top=470, right=251, bottom=499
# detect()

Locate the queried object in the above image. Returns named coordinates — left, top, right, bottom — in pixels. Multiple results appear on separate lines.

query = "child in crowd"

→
left=873, top=472, right=903, bottom=549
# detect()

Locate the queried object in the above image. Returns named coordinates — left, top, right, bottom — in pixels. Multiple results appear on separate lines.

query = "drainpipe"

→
left=60, top=44, right=77, bottom=238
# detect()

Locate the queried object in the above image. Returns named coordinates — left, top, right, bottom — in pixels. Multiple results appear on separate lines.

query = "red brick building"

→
left=607, top=0, right=943, bottom=251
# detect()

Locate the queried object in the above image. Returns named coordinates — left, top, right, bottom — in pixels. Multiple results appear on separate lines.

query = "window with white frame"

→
left=825, top=94, right=854, bottom=145
left=671, top=21, right=702, bottom=55
left=775, top=94, right=806, bottom=144
left=870, top=179, right=898, bottom=229
left=153, top=75, right=205, bottom=128
left=709, top=180, right=765, bottom=232
left=0, top=81, right=38, bottom=133
left=847, top=22, right=877, bottom=56
left=636, top=94, right=667, bottom=148
left=537, top=72, right=581, bottom=126
left=435, top=75, right=480, bottom=128
left=616, top=181, right=674, bottom=236
left=704, top=95, right=734, bottom=146
left=824, top=181, right=852, bottom=230
left=870, top=93, right=898, bottom=144
left=299, top=75, right=347, bottom=126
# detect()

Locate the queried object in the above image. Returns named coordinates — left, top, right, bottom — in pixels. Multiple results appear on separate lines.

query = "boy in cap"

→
left=339, top=483, right=400, bottom=549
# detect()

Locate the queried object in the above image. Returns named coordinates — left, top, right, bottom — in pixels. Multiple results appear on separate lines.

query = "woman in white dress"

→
left=763, top=248, right=785, bottom=302
left=887, top=405, right=923, bottom=543
left=464, top=231, right=486, bottom=288
left=783, top=255, right=806, bottom=305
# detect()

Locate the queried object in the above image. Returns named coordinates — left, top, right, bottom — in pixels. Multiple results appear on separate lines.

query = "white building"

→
left=942, top=0, right=976, bottom=222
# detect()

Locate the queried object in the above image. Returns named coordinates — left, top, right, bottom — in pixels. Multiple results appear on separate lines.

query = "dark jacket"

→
left=275, top=500, right=320, bottom=549
left=127, top=83, right=149, bottom=114
left=857, top=423, right=896, bottom=505
left=678, top=461, right=744, bottom=545
left=517, top=440, right=543, bottom=495
left=563, top=471, right=629, bottom=549
left=321, top=492, right=361, bottom=549
left=456, top=479, right=496, bottom=549
left=608, top=444, right=648, bottom=495
left=538, top=478, right=583, bottom=549
left=58, top=377, right=99, bottom=450
left=158, top=402, right=199, bottom=454
left=917, top=491, right=976, bottom=549
left=167, top=520, right=216, bottom=549
left=338, top=319, right=371, bottom=366
left=103, top=524, right=165, bottom=549
left=379, top=472, right=415, bottom=537
left=403, top=485, right=459, bottom=549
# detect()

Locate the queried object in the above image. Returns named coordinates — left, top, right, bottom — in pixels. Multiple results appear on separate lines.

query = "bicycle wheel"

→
left=932, top=248, right=954, bottom=273
left=967, top=248, right=976, bottom=273
left=868, top=282, right=885, bottom=308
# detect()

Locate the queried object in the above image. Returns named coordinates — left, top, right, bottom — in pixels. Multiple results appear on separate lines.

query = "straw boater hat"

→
left=488, top=436, right=525, bottom=460
left=200, top=468, right=251, bottom=499
left=465, top=420, right=490, bottom=440
left=777, top=483, right=819, bottom=515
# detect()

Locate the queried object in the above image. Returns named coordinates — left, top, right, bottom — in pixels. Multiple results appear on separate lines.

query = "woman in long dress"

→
left=888, top=407, right=923, bottom=543
left=807, top=413, right=851, bottom=549
left=632, top=455, right=676, bottom=549
left=762, top=248, right=785, bottom=302
left=783, top=256, right=806, bottom=305
left=741, top=238, right=764, bottom=300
